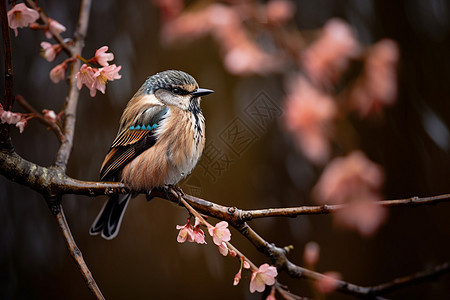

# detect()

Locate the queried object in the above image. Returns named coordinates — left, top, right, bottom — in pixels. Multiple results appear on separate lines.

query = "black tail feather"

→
left=90, top=193, right=131, bottom=240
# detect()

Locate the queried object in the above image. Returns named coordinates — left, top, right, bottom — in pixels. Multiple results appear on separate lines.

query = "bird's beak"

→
left=191, top=88, right=214, bottom=97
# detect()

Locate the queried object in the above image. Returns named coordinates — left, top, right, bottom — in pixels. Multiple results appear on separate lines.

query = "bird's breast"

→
left=121, top=108, right=205, bottom=190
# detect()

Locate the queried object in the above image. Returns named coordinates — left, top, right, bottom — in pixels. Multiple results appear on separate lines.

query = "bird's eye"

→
left=172, top=88, right=182, bottom=95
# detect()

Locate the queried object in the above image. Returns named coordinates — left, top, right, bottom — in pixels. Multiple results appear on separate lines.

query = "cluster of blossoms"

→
left=176, top=219, right=278, bottom=294
left=74, top=47, right=122, bottom=97
left=4, top=2, right=122, bottom=133
left=7, top=2, right=121, bottom=97
left=0, top=104, right=28, bottom=133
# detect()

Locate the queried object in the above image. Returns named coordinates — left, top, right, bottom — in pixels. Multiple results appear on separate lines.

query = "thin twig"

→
left=0, top=0, right=14, bottom=140
left=1, top=148, right=450, bottom=297
left=15, top=95, right=65, bottom=142
left=54, top=0, right=91, bottom=171
left=367, top=262, right=450, bottom=295
left=47, top=198, right=104, bottom=300
left=24, top=0, right=73, bottom=55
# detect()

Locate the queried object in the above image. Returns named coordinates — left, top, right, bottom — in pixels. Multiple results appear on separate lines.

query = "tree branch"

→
left=24, top=0, right=73, bottom=56
left=54, top=0, right=91, bottom=171
left=47, top=198, right=104, bottom=299
left=1, top=146, right=450, bottom=298
left=0, top=0, right=14, bottom=140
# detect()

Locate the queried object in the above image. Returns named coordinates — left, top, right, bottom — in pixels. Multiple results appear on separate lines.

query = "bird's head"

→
left=142, top=70, right=214, bottom=111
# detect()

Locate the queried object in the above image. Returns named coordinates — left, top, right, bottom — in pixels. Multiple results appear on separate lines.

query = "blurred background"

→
left=1, top=0, right=450, bottom=299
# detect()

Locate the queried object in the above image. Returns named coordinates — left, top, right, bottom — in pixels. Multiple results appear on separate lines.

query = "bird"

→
left=90, top=70, right=214, bottom=240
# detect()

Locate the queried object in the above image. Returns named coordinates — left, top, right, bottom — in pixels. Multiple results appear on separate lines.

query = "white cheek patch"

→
left=155, top=89, right=190, bottom=110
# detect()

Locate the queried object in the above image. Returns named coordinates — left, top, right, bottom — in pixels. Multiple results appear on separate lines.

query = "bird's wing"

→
left=100, top=106, right=169, bottom=181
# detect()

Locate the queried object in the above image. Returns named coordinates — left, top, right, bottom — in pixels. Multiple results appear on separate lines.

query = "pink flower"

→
left=335, top=199, right=387, bottom=237
left=0, top=104, right=27, bottom=133
left=218, top=242, right=229, bottom=256
left=303, top=241, right=320, bottom=266
left=243, top=260, right=251, bottom=269
left=313, top=151, right=387, bottom=236
left=208, top=221, right=231, bottom=246
left=302, top=18, right=360, bottom=87
left=266, top=0, right=295, bottom=24
left=42, top=109, right=57, bottom=122
left=45, top=18, right=66, bottom=39
left=76, top=64, right=121, bottom=97
left=316, top=271, right=341, bottom=294
left=192, top=227, right=206, bottom=244
left=75, top=64, right=97, bottom=96
left=350, top=39, right=399, bottom=117
left=249, top=264, right=278, bottom=293
left=313, top=151, right=384, bottom=204
left=233, top=268, right=242, bottom=286
left=40, top=42, right=61, bottom=62
left=92, top=64, right=122, bottom=95
left=284, top=75, right=337, bottom=164
left=16, top=119, right=27, bottom=133
left=7, top=3, right=39, bottom=37
left=176, top=221, right=195, bottom=243
left=49, top=62, right=67, bottom=84
left=94, top=46, right=115, bottom=67
left=0, top=105, right=22, bottom=124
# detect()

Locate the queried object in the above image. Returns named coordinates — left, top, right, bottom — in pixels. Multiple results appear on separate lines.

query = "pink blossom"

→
left=192, top=226, right=206, bottom=244
left=94, top=46, right=115, bottom=67
left=316, top=271, right=341, bottom=294
left=302, top=18, right=360, bottom=87
left=176, top=221, right=195, bottom=243
left=208, top=221, right=231, bottom=246
left=161, top=3, right=284, bottom=75
left=75, top=64, right=97, bottom=97
left=42, top=109, right=57, bottom=122
left=0, top=105, right=22, bottom=124
left=284, top=75, right=337, bottom=164
left=45, top=18, right=66, bottom=39
left=91, top=64, right=122, bottom=95
left=49, top=62, right=67, bottom=84
left=0, top=104, right=27, bottom=133
left=40, top=42, right=61, bottom=62
left=233, top=268, right=242, bottom=286
left=243, top=260, right=251, bottom=269
left=350, top=39, right=399, bottom=117
left=218, top=242, right=229, bottom=256
left=266, top=0, right=295, bottom=24
left=303, top=241, right=320, bottom=266
left=7, top=3, right=39, bottom=37
left=249, top=264, right=278, bottom=293
left=15, top=119, right=27, bottom=133
left=313, top=151, right=387, bottom=236
left=314, top=151, right=384, bottom=204
left=335, top=199, right=387, bottom=237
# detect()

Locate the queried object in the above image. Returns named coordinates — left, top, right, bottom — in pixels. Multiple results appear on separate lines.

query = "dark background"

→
left=1, top=0, right=450, bottom=299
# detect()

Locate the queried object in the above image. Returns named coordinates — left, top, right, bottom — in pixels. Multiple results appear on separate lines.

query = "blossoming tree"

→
left=1, top=1, right=449, bottom=299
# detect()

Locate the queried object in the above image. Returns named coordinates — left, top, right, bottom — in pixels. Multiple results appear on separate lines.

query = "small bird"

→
left=90, top=70, right=214, bottom=240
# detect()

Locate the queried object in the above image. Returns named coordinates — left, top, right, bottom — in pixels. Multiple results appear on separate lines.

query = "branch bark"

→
left=54, top=0, right=91, bottom=171
left=48, top=198, right=105, bottom=299
left=0, top=0, right=14, bottom=140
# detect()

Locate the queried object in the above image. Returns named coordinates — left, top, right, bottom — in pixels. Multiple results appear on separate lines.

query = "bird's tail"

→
left=90, top=193, right=131, bottom=240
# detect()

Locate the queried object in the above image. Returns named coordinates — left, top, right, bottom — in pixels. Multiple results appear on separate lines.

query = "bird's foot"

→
left=165, top=184, right=184, bottom=203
